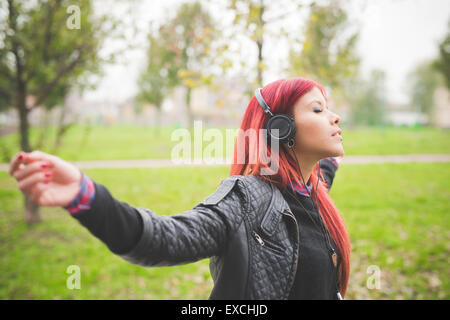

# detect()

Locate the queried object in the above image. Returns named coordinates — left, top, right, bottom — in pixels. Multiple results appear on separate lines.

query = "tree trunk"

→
left=155, top=106, right=162, bottom=137
left=73, top=123, right=92, bottom=162
left=17, top=83, right=30, bottom=153
left=24, top=196, right=41, bottom=224
left=10, top=0, right=41, bottom=224
left=256, top=0, right=265, bottom=87
left=185, top=86, right=193, bottom=128
left=17, top=84, right=41, bottom=224
left=53, top=101, right=73, bottom=152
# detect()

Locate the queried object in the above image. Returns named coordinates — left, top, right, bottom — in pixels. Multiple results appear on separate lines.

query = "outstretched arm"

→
left=9, top=150, right=247, bottom=267
left=73, top=179, right=243, bottom=267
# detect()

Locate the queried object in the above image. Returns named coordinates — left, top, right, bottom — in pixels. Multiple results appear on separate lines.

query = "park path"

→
left=1, top=154, right=449, bottom=171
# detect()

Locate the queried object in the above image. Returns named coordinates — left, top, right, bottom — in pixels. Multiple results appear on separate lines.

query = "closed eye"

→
left=309, top=99, right=328, bottom=112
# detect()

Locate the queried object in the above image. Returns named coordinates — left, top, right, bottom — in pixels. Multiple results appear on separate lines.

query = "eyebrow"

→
left=307, top=99, right=329, bottom=109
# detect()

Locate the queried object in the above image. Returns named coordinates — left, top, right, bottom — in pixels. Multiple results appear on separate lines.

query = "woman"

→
left=8, top=77, right=350, bottom=300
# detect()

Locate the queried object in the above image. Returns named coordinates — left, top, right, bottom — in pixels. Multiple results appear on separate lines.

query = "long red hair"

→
left=229, top=77, right=351, bottom=297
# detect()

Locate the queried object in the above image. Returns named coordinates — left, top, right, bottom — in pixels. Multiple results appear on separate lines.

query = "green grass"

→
left=339, top=126, right=450, bottom=156
left=330, top=162, right=450, bottom=299
left=0, top=166, right=228, bottom=300
left=0, top=163, right=449, bottom=299
left=1, top=125, right=449, bottom=162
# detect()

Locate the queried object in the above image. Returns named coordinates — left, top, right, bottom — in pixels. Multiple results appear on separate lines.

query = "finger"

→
left=13, top=160, right=52, bottom=181
left=18, top=171, right=52, bottom=195
left=22, top=150, right=57, bottom=165
left=8, top=151, right=25, bottom=176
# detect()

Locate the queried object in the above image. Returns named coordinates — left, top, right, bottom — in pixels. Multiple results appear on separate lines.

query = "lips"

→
left=332, top=129, right=343, bottom=141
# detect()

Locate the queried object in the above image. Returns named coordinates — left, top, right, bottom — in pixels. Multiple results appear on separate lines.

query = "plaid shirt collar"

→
left=289, top=178, right=313, bottom=197
left=288, top=157, right=339, bottom=197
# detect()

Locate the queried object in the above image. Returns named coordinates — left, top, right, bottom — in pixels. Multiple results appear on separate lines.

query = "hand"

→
left=9, top=150, right=83, bottom=207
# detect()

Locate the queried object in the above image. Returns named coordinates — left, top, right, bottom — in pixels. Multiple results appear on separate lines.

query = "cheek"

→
left=295, top=117, right=327, bottom=146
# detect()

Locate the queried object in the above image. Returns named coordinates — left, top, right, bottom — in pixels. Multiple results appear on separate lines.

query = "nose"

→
left=330, top=111, right=341, bottom=125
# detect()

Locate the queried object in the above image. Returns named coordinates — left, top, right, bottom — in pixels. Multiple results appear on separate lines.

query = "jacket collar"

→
left=239, top=174, right=294, bottom=238
left=260, top=181, right=293, bottom=237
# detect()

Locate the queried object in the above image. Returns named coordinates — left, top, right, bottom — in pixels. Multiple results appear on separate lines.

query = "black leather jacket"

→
left=120, top=174, right=311, bottom=299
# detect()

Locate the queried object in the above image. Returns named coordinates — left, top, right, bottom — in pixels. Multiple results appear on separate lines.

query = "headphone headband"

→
left=254, top=87, right=296, bottom=145
left=254, top=88, right=274, bottom=117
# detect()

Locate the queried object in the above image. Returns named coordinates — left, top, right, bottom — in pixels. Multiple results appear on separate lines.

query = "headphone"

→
left=254, top=88, right=296, bottom=148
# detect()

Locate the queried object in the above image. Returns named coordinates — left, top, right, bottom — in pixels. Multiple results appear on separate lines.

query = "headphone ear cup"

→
left=266, top=114, right=296, bottom=144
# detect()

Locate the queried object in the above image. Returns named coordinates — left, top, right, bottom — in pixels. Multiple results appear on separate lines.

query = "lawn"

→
left=1, top=125, right=449, bottom=162
left=0, top=163, right=448, bottom=299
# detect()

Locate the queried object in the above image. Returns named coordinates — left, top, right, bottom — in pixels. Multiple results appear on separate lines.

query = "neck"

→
left=286, top=146, right=319, bottom=185
left=297, top=155, right=317, bottom=186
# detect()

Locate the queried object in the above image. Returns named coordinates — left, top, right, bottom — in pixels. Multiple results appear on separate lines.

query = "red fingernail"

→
left=41, top=164, right=48, bottom=168
left=44, top=180, right=50, bottom=184
left=18, top=154, right=23, bottom=160
left=44, top=172, right=52, bottom=177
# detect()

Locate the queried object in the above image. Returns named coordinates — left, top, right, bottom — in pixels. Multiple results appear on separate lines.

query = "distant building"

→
left=384, top=102, right=427, bottom=126
left=7, top=79, right=447, bottom=131
left=430, top=86, right=450, bottom=129
left=161, top=77, right=250, bottom=127
left=386, top=110, right=428, bottom=126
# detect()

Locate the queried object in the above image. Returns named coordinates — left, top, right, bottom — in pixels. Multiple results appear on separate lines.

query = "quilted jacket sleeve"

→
left=319, top=157, right=341, bottom=192
left=71, top=176, right=248, bottom=267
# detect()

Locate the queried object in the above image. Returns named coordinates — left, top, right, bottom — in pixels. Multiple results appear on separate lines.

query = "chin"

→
left=325, top=147, right=344, bottom=158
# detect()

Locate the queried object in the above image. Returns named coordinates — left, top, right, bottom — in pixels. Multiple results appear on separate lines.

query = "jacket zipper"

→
left=252, top=231, right=265, bottom=246
left=282, top=210, right=300, bottom=298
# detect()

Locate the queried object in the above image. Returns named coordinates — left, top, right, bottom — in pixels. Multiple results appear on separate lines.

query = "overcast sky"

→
left=84, top=0, right=450, bottom=105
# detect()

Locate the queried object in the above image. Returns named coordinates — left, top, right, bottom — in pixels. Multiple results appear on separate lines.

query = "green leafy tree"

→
left=228, top=0, right=266, bottom=87
left=433, top=20, right=450, bottom=89
left=140, top=1, right=218, bottom=127
left=0, top=0, right=118, bottom=223
left=226, top=0, right=307, bottom=88
left=407, top=61, right=442, bottom=119
left=135, top=33, right=169, bottom=134
left=350, top=69, right=387, bottom=127
left=287, top=1, right=360, bottom=102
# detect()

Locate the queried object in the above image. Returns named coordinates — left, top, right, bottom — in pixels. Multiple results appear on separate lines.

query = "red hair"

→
left=229, top=77, right=351, bottom=297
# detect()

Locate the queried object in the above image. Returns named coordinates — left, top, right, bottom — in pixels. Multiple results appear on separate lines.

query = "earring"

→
left=287, top=139, right=295, bottom=148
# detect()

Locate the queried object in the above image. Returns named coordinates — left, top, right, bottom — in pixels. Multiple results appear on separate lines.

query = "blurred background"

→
left=0, top=0, right=449, bottom=300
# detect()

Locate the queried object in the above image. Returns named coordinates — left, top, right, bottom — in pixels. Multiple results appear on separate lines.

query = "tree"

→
left=227, top=0, right=266, bottom=87
left=0, top=0, right=115, bottom=223
left=135, top=33, right=169, bottom=134
left=407, top=61, right=442, bottom=120
left=226, top=0, right=308, bottom=88
left=433, top=20, right=450, bottom=89
left=287, top=0, right=360, bottom=102
left=349, top=69, right=387, bottom=127
left=140, top=2, right=218, bottom=128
